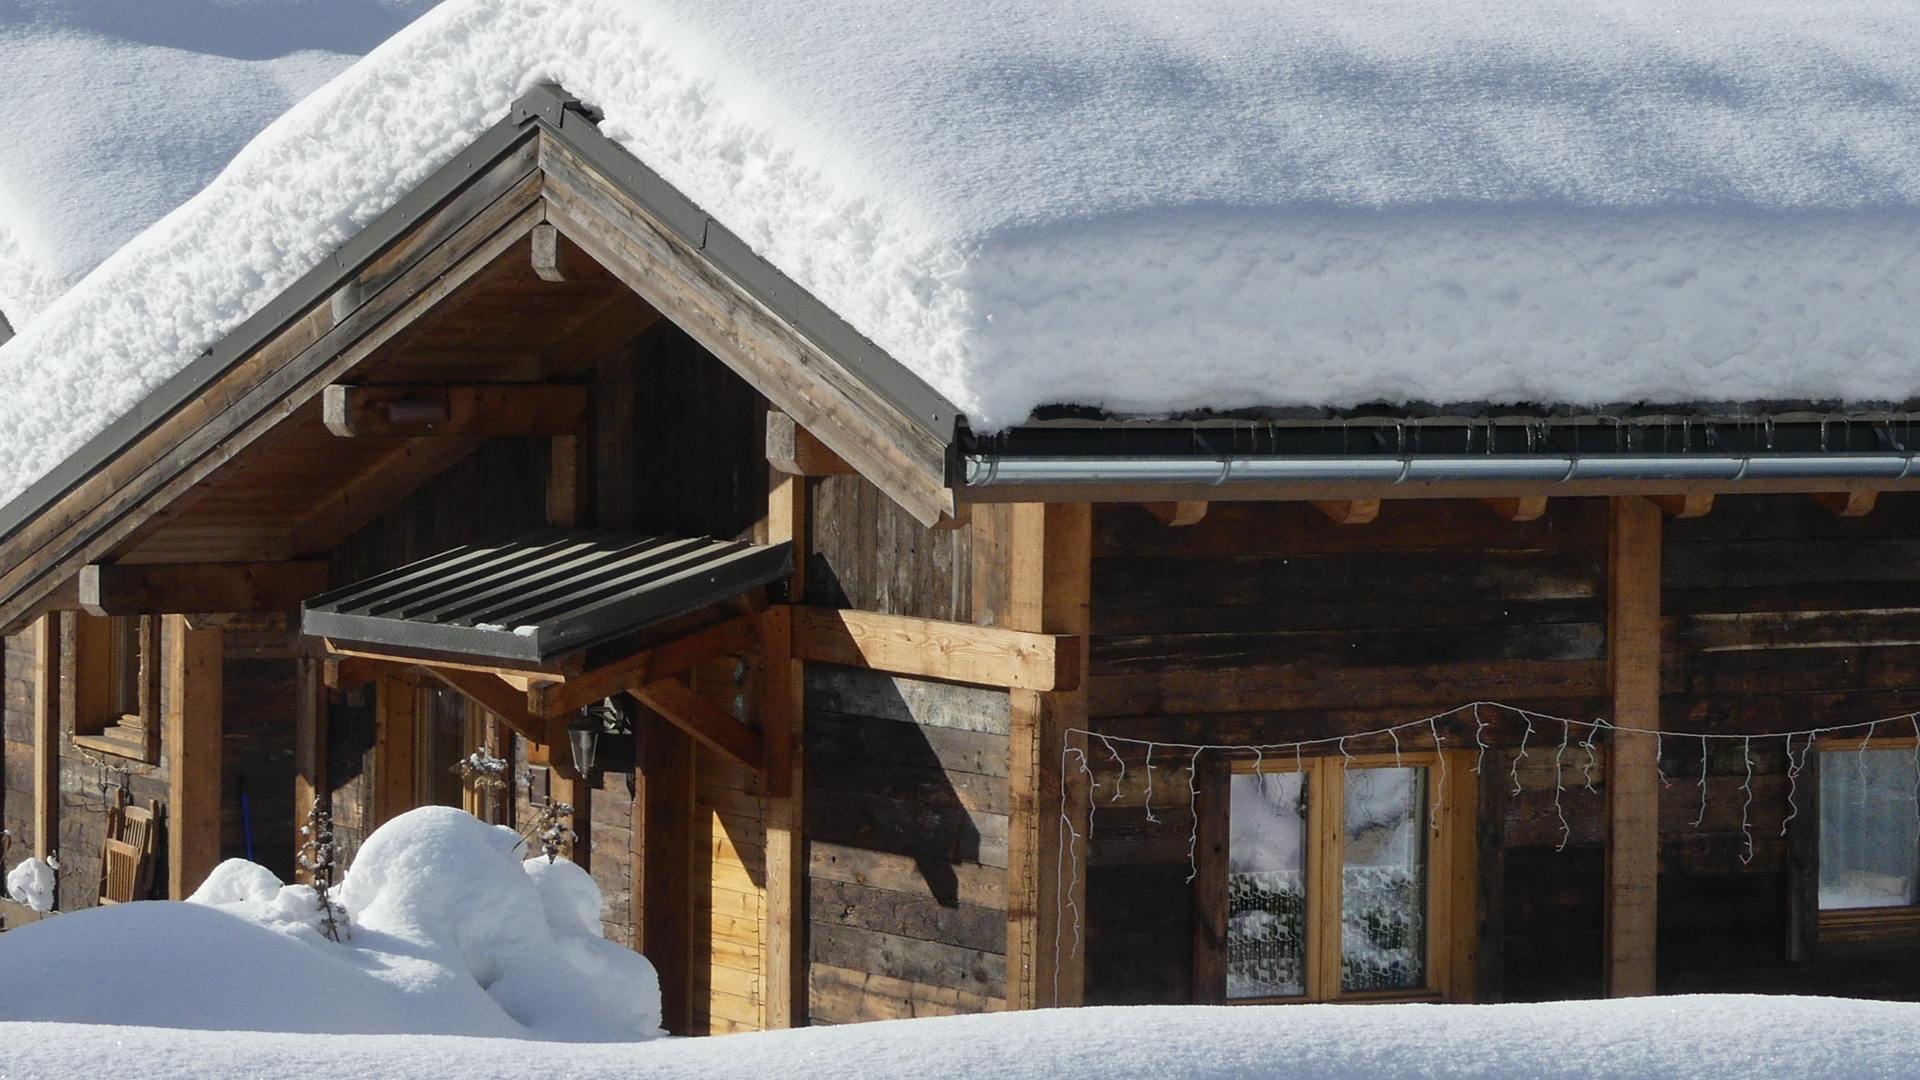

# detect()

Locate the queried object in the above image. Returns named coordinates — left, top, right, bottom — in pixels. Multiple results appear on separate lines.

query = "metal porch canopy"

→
left=301, top=529, right=792, bottom=664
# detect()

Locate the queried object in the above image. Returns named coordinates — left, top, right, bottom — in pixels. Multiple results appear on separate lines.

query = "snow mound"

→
left=5, top=0, right=1920, bottom=511
left=5, top=995, right=1920, bottom=1079
left=5, top=855, right=56, bottom=912
left=0, top=807, right=660, bottom=1041
left=0, top=1, right=439, bottom=328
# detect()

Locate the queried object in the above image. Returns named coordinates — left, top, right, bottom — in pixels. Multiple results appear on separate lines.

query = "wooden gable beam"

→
left=0, top=574, right=79, bottom=637
left=1483, top=496, right=1548, bottom=522
left=767, top=410, right=855, bottom=477
left=628, top=675, right=762, bottom=770
left=1815, top=490, right=1878, bottom=517
left=78, top=561, right=328, bottom=616
left=1650, top=492, right=1714, bottom=519
left=791, top=606, right=1080, bottom=692
left=1313, top=499, right=1380, bottom=525
left=322, top=383, right=587, bottom=438
left=1144, top=501, right=1209, bottom=527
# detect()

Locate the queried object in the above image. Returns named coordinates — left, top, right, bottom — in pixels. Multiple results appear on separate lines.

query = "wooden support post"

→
left=166, top=617, right=224, bottom=898
left=1605, top=496, right=1661, bottom=997
left=543, top=417, right=591, bottom=862
left=1003, top=502, right=1093, bottom=1009
left=293, top=654, right=329, bottom=878
left=1650, top=492, right=1714, bottom=519
left=1313, top=499, right=1380, bottom=525
left=633, top=711, right=693, bottom=1033
left=31, top=615, right=59, bottom=863
left=762, top=471, right=807, bottom=1028
left=372, top=675, right=417, bottom=829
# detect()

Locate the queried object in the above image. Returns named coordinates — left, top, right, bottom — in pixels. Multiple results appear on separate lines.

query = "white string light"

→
left=1511, top=711, right=1534, bottom=796
left=1553, top=718, right=1572, bottom=852
left=1472, top=703, right=1489, bottom=775
left=1185, top=748, right=1204, bottom=884
left=1691, top=735, right=1709, bottom=829
left=1738, top=736, right=1755, bottom=867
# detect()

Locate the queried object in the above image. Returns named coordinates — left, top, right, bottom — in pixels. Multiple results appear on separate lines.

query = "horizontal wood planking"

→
left=810, top=923, right=1005, bottom=999
left=809, top=963, right=1004, bottom=1026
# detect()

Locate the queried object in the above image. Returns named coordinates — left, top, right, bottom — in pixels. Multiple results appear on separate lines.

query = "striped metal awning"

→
left=301, top=529, right=792, bottom=663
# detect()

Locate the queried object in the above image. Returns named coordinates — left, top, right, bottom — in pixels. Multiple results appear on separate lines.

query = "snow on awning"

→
left=300, top=529, right=792, bottom=664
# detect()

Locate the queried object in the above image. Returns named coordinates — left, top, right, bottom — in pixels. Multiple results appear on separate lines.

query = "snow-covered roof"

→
left=3, top=0, right=1920, bottom=511
left=0, top=1, right=439, bottom=328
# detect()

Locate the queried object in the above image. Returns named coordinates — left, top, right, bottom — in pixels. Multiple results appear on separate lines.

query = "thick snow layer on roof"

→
left=0, top=1, right=438, bottom=328
left=0, top=807, right=662, bottom=1040
left=4, top=996, right=1920, bottom=1078
left=4, top=0, right=1920, bottom=510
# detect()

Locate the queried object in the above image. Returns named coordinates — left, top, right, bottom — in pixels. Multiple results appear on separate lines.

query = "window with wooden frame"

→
left=1199, top=750, right=1476, bottom=1003
left=1815, top=737, right=1920, bottom=941
left=71, top=613, right=160, bottom=763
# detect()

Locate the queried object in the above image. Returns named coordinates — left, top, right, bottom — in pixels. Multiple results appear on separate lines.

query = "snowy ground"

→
left=1, top=996, right=1918, bottom=1079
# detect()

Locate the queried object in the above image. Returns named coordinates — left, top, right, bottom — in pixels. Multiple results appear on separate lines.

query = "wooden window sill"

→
left=73, top=725, right=157, bottom=764
left=1818, top=906, right=1920, bottom=944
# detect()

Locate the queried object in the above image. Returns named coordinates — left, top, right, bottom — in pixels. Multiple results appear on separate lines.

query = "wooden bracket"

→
left=791, top=605, right=1080, bottom=692
left=322, top=383, right=588, bottom=438
left=527, top=614, right=756, bottom=718
left=767, top=410, right=856, bottom=477
left=413, top=665, right=549, bottom=745
left=1814, top=490, right=1878, bottom=517
left=629, top=676, right=763, bottom=770
left=79, top=561, right=327, bottom=616
left=531, top=222, right=571, bottom=282
left=1144, top=501, right=1209, bottom=527
left=1483, top=496, right=1548, bottom=523
left=1313, top=499, right=1381, bottom=525
left=1650, top=493, right=1715, bottom=519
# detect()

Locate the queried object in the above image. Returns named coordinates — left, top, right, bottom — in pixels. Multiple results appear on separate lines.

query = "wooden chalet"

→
left=8, top=83, right=1920, bottom=1030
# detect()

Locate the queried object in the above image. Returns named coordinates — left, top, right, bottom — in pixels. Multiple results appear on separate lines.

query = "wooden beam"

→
left=762, top=471, right=807, bottom=1029
left=530, top=222, right=570, bottom=282
left=415, top=665, right=548, bottom=744
left=1650, top=492, right=1714, bottom=519
left=1815, top=490, right=1878, bottom=517
left=1144, top=501, right=1209, bottom=527
left=78, top=561, right=327, bottom=616
left=1605, top=496, right=1661, bottom=997
left=322, top=640, right=573, bottom=681
left=166, top=617, right=223, bottom=898
left=0, top=575, right=78, bottom=637
left=628, top=676, right=763, bottom=770
left=1313, top=498, right=1380, bottom=525
left=372, top=675, right=417, bottom=829
left=1001, top=502, right=1092, bottom=1010
left=790, top=606, right=1079, bottom=692
left=527, top=616, right=758, bottom=719
left=767, top=411, right=855, bottom=477
left=32, top=615, right=59, bottom=863
left=321, top=383, right=588, bottom=438
left=632, top=710, right=693, bottom=1033
left=293, top=654, right=328, bottom=881
left=1483, top=496, right=1548, bottom=523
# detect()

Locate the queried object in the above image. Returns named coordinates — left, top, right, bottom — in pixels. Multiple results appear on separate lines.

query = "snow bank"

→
left=0, top=1, right=439, bottom=328
left=4, top=996, right=1920, bottom=1079
left=0, top=807, right=660, bottom=1041
left=5, top=0, right=1920, bottom=510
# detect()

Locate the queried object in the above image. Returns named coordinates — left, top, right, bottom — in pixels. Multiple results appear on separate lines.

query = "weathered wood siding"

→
left=1083, top=498, right=1612, bottom=1004
left=803, top=664, right=1011, bottom=1023
left=1659, top=492, right=1920, bottom=997
left=1, top=631, right=37, bottom=885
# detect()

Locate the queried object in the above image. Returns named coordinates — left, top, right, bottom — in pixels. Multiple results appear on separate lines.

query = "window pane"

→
left=1819, top=748, right=1920, bottom=910
left=110, top=617, right=143, bottom=718
left=1227, top=770, right=1308, bottom=999
left=1342, top=766, right=1428, bottom=992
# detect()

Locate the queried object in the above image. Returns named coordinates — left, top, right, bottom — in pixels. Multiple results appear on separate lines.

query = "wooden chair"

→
left=98, top=798, right=159, bottom=904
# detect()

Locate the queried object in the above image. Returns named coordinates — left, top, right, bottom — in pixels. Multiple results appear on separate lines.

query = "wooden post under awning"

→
left=761, top=471, right=807, bottom=1028
left=1000, top=502, right=1093, bottom=1010
left=633, top=709, right=693, bottom=1033
left=1605, top=496, right=1661, bottom=997
left=294, top=655, right=329, bottom=879
left=32, top=614, right=60, bottom=863
left=166, top=617, right=224, bottom=899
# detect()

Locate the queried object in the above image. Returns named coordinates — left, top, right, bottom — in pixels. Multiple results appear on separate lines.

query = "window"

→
left=72, top=614, right=159, bottom=763
left=1818, top=743, right=1920, bottom=936
left=1217, top=751, right=1470, bottom=1002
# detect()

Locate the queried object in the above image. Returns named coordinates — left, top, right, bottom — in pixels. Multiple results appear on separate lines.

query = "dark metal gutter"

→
left=0, top=82, right=963, bottom=547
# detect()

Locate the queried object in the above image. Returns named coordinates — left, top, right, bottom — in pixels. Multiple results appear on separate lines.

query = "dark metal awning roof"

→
left=301, top=529, right=791, bottom=663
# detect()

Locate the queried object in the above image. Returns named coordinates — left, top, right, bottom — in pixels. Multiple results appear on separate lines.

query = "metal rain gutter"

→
left=960, top=452, right=1920, bottom=489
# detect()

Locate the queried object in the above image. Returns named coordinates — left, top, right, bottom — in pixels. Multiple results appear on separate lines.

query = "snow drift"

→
left=0, top=806, right=661, bottom=1041
left=4, top=0, right=1920, bottom=512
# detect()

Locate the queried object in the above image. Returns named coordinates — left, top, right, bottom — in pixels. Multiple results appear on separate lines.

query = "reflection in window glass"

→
left=1819, top=748, right=1920, bottom=910
left=1341, top=767, right=1428, bottom=992
left=1227, top=771, right=1307, bottom=998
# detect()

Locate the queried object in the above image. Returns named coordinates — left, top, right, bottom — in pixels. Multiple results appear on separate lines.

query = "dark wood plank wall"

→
left=803, top=663, right=1011, bottom=1023
left=219, top=617, right=304, bottom=881
left=1083, top=498, right=1613, bottom=1004
left=1660, top=492, right=1920, bottom=998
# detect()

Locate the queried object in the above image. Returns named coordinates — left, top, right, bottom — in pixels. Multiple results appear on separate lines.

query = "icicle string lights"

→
left=1050, top=698, right=1920, bottom=1006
